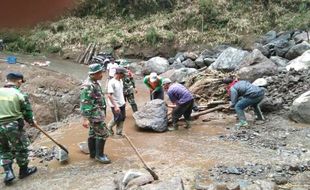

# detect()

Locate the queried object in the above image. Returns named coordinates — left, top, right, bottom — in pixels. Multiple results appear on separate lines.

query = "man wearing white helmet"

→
left=143, top=72, right=164, bottom=100
left=162, top=78, right=194, bottom=131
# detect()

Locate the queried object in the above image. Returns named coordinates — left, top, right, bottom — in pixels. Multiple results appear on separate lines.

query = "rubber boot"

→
left=184, top=120, right=191, bottom=129
left=131, top=103, right=138, bottom=112
left=88, top=137, right=96, bottom=158
left=3, top=163, right=15, bottom=185
left=95, top=139, right=111, bottom=164
left=116, top=122, right=124, bottom=136
left=107, top=120, right=116, bottom=135
left=19, top=165, right=37, bottom=179
left=168, top=123, right=178, bottom=131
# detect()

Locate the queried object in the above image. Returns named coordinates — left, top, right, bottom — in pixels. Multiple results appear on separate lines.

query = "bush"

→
left=145, top=27, right=160, bottom=45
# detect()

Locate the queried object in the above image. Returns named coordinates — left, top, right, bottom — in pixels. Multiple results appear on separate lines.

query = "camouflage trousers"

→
left=88, top=121, right=110, bottom=140
left=0, top=121, right=30, bottom=167
left=124, top=93, right=138, bottom=112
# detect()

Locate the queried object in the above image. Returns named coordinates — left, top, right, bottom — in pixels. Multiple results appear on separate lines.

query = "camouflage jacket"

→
left=80, top=77, right=106, bottom=123
left=123, top=74, right=135, bottom=95
left=0, top=84, right=35, bottom=125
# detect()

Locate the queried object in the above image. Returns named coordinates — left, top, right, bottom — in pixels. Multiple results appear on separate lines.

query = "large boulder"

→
left=161, top=68, right=198, bottom=83
left=209, top=47, right=249, bottom=71
left=133, top=99, right=168, bottom=132
left=236, top=49, right=277, bottom=82
left=293, top=30, right=310, bottom=43
left=286, top=50, right=310, bottom=71
left=289, top=91, right=310, bottom=124
left=143, top=56, right=169, bottom=75
left=285, top=41, right=310, bottom=60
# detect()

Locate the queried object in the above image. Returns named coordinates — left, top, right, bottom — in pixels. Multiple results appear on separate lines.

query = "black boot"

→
left=88, top=137, right=96, bottom=158
left=95, top=139, right=111, bottom=164
left=131, top=103, right=138, bottom=112
left=19, top=165, right=37, bottom=179
left=3, top=163, right=15, bottom=185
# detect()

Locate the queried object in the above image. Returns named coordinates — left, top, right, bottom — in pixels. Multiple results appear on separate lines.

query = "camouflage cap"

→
left=88, top=63, right=103, bottom=74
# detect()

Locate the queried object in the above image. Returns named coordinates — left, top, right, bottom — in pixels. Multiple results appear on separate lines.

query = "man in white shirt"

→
left=106, top=58, right=119, bottom=79
left=107, top=67, right=127, bottom=137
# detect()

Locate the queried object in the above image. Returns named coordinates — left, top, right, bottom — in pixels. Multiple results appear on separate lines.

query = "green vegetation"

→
left=1, top=0, right=309, bottom=55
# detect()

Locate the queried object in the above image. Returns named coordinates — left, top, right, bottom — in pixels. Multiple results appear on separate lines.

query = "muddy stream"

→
left=1, top=54, right=309, bottom=189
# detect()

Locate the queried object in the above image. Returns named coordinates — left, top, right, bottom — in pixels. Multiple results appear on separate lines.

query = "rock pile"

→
left=262, top=69, right=310, bottom=111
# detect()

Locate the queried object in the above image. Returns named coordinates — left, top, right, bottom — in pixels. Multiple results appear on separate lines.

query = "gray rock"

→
left=285, top=41, right=310, bottom=60
left=253, top=43, right=270, bottom=57
left=252, top=78, right=268, bottom=87
left=209, top=47, right=249, bottom=71
left=140, top=177, right=184, bottom=190
left=184, top=51, right=199, bottom=60
left=133, top=99, right=168, bottom=132
left=270, top=56, right=289, bottom=67
left=182, top=58, right=197, bottom=68
left=242, top=184, right=261, bottom=190
left=260, top=30, right=277, bottom=45
left=170, top=68, right=198, bottom=83
left=289, top=91, right=310, bottom=124
left=293, top=30, right=310, bottom=43
left=237, top=49, right=277, bottom=82
left=286, top=50, right=310, bottom=71
left=143, top=56, right=169, bottom=75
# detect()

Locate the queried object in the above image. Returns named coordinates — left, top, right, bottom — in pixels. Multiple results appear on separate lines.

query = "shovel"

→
left=33, top=123, right=69, bottom=162
left=124, top=134, right=159, bottom=180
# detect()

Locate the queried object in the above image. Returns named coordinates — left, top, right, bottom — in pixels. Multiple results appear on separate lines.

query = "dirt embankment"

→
left=0, top=0, right=76, bottom=28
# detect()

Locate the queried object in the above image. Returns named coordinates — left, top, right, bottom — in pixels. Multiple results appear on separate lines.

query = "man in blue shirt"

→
left=163, top=78, right=194, bottom=131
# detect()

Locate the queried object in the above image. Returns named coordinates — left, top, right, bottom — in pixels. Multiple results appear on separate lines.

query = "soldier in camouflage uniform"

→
left=0, top=72, right=37, bottom=185
left=121, top=63, right=138, bottom=112
left=80, top=63, right=111, bottom=164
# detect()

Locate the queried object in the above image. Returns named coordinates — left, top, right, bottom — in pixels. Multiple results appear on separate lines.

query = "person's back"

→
left=167, top=83, right=193, bottom=105
left=0, top=87, right=24, bottom=124
left=232, top=80, right=264, bottom=98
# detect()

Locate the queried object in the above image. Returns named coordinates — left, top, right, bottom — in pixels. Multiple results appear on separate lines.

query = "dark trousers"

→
left=150, top=87, right=164, bottom=100
left=172, top=99, right=194, bottom=124
left=111, top=105, right=126, bottom=122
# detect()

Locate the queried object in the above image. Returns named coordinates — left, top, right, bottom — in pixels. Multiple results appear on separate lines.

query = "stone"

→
left=143, top=56, right=169, bottom=75
left=289, top=91, right=310, bottom=124
left=182, top=58, right=197, bottom=68
left=270, top=56, right=289, bottom=67
left=140, top=177, right=184, bottom=190
left=209, top=47, right=249, bottom=71
left=254, top=180, right=277, bottom=190
left=286, top=50, right=310, bottom=71
left=133, top=99, right=168, bottom=132
left=237, top=49, right=277, bottom=82
left=252, top=78, right=268, bottom=87
left=285, top=41, right=310, bottom=60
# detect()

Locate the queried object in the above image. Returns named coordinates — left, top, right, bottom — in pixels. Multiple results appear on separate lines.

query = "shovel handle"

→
left=124, top=134, right=159, bottom=180
left=33, top=123, right=69, bottom=154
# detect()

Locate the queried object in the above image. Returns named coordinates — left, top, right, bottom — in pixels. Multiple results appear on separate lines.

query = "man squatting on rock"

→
left=223, top=78, right=265, bottom=129
left=0, top=72, right=37, bottom=185
left=144, top=72, right=164, bottom=100
left=107, top=67, right=127, bottom=137
left=80, top=64, right=111, bottom=164
left=163, top=78, right=194, bottom=131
